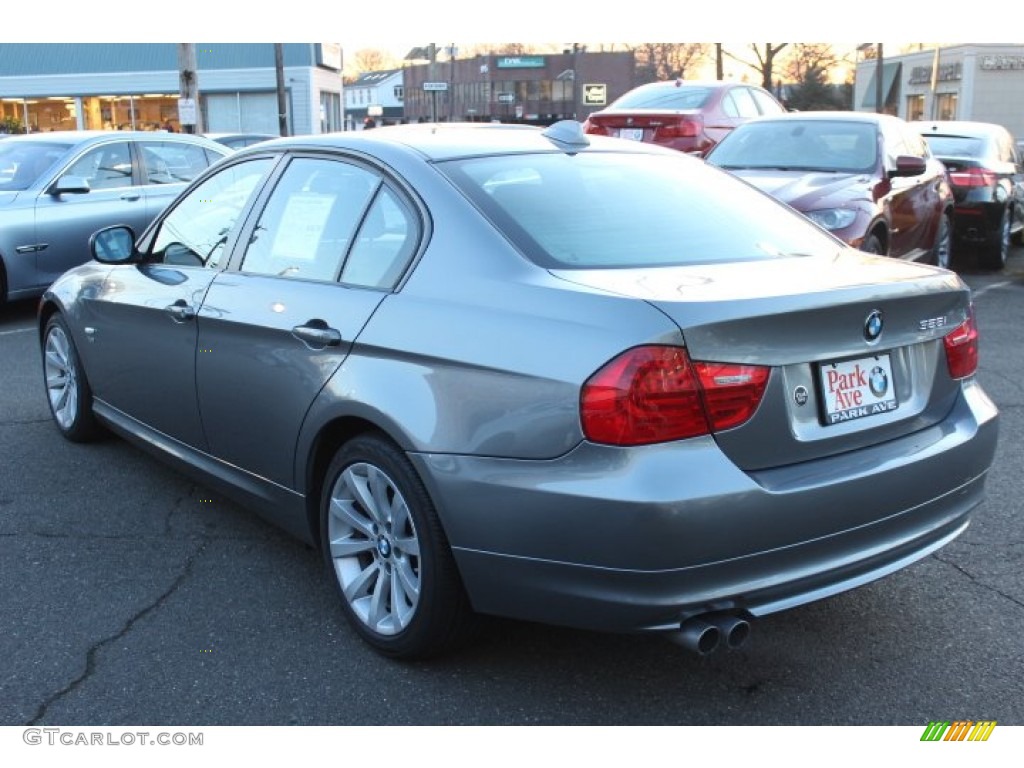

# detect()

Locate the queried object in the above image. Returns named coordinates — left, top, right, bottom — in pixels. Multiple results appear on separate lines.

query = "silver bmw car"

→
left=38, top=122, right=999, bottom=659
left=0, top=131, right=230, bottom=304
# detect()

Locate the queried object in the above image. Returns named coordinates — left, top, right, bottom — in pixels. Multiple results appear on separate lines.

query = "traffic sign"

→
left=583, top=84, right=607, bottom=106
left=423, top=82, right=449, bottom=92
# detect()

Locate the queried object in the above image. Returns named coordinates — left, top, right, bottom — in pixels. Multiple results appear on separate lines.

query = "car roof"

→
left=0, top=130, right=226, bottom=148
left=739, top=111, right=891, bottom=125
left=233, top=121, right=664, bottom=163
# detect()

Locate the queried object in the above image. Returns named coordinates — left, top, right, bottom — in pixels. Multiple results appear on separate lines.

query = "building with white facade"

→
left=343, top=69, right=405, bottom=129
left=854, top=44, right=1024, bottom=138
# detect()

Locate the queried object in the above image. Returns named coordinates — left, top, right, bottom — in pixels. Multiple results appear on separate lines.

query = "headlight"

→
left=805, top=208, right=857, bottom=231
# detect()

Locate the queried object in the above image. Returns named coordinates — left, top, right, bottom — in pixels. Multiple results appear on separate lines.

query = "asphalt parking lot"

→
left=2, top=244, right=1023, bottom=726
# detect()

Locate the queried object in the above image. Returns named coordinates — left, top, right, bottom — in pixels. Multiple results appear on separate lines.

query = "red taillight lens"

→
left=582, top=119, right=610, bottom=136
left=654, top=117, right=702, bottom=140
left=944, top=309, right=979, bottom=379
left=948, top=168, right=996, bottom=188
left=580, top=346, right=769, bottom=446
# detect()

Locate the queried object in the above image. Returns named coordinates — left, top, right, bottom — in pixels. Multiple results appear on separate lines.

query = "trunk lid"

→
left=552, top=251, right=971, bottom=470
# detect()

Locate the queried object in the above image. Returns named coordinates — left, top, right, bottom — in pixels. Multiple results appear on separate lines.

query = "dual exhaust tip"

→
left=669, top=613, right=751, bottom=655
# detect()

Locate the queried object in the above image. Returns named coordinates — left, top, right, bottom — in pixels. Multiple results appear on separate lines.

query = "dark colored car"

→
left=0, top=131, right=230, bottom=304
left=204, top=132, right=278, bottom=150
left=581, top=80, right=785, bottom=156
left=39, top=122, right=997, bottom=659
left=913, top=120, right=1024, bottom=269
left=707, top=112, right=955, bottom=268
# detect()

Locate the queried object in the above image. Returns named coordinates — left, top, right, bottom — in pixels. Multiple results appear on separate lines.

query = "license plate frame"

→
left=817, top=353, right=899, bottom=425
left=618, top=128, right=644, bottom=141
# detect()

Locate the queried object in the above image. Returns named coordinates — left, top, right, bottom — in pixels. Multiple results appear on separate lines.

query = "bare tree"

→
left=782, top=43, right=849, bottom=83
left=632, top=43, right=708, bottom=83
left=724, top=44, right=789, bottom=90
left=344, top=48, right=398, bottom=80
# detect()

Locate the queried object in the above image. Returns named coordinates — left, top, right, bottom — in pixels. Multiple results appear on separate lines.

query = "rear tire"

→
left=320, top=434, right=475, bottom=659
left=979, top=206, right=1010, bottom=270
left=860, top=232, right=885, bottom=255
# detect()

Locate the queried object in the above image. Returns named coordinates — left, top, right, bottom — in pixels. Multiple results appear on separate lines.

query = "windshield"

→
left=709, top=120, right=878, bottom=173
left=609, top=85, right=711, bottom=111
left=440, top=150, right=843, bottom=269
left=0, top=141, right=72, bottom=191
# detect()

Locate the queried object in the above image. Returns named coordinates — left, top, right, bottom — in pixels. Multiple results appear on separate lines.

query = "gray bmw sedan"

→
left=38, top=122, right=998, bottom=658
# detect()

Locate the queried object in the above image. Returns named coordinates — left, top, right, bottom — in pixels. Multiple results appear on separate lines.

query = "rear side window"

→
left=609, top=86, right=711, bottom=111
left=441, top=151, right=841, bottom=269
left=722, top=88, right=759, bottom=118
left=921, top=135, right=985, bottom=158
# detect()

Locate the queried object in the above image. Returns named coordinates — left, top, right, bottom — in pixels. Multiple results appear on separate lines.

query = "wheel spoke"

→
left=329, top=496, right=374, bottom=538
left=367, top=568, right=392, bottom=629
left=46, top=373, right=66, bottom=389
left=342, top=465, right=388, bottom=525
left=329, top=535, right=375, bottom=558
left=367, top=466, right=393, bottom=523
left=393, top=558, right=420, bottom=605
left=343, top=560, right=380, bottom=602
left=391, top=568, right=414, bottom=630
left=394, top=533, right=419, bottom=558
left=44, top=348, right=66, bottom=371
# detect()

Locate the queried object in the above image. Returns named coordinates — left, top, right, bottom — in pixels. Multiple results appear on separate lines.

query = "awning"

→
left=861, top=61, right=902, bottom=109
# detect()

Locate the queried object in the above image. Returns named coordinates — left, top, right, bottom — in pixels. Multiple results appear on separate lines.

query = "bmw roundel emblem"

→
left=864, top=310, right=884, bottom=342
left=869, top=365, right=889, bottom=397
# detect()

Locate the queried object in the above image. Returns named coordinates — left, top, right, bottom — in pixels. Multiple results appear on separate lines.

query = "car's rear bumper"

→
left=411, top=380, right=998, bottom=633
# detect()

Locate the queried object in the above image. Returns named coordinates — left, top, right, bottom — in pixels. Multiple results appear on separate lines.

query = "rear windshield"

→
left=439, top=150, right=842, bottom=269
left=608, top=86, right=711, bottom=111
left=920, top=135, right=985, bottom=159
left=0, top=141, right=71, bottom=191
left=709, top=119, right=878, bottom=173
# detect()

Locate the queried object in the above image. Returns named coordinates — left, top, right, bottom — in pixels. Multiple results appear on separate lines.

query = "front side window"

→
left=63, top=142, right=133, bottom=190
left=148, top=158, right=273, bottom=268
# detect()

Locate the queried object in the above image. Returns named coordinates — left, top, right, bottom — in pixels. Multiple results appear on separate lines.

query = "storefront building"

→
left=0, top=43, right=343, bottom=136
left=344, top=69, right=404, bottom=129
left=854, top=44, right=1024, bottom=138
left=401, top=50, right=635, bottom=125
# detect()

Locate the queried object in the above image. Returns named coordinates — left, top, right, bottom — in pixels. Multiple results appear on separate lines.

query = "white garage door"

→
left=206, top=92, right=283, bottom=134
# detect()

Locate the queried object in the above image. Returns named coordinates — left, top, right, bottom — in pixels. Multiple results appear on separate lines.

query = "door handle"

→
left=166, top=300, right=196, bottom=322
left=120, top=192, right=141, bottom=201
left=291, top=322, right=342, bottom=348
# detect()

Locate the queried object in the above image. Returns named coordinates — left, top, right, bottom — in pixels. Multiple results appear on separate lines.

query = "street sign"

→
left=497, top=92, right=515, bottom=104
left=583, top=84, right=607, bottom=106
left=423, top=82, right=449, bottom=92
left=177, top=98, right=197, bottom=126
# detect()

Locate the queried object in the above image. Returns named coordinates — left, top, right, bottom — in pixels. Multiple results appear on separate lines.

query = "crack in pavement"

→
left=164, top=482, right=199, bottom=537
left=931, top=552, right=1024, bottom=611
left=24, top=538, right=209, bottom=726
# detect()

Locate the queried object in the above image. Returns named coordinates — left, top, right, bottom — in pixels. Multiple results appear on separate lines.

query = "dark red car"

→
left=706, top=112, right=955, bottom=268
left=582, top=80, right=785, bottom=156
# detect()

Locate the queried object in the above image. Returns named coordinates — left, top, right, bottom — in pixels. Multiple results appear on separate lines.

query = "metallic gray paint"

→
left=40, top=125, right=1000, bottom=642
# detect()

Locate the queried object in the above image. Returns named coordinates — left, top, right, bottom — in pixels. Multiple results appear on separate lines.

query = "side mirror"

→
left=90, top=225, right=137, bottom=264
left=49, top=175, right=91, bottom=195
left=890, top=155, right=927, bottom=179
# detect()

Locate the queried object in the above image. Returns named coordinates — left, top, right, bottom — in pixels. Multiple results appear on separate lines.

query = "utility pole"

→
left=177, top=43, right=203, bottom=133
left=448, top=44, right=456, bottom=121
left=716, top=44, right=724, bottom=80
left=428, top=43, right=438, bottom=122
left=274, top=44, right=289, bottom=136
left=875, top=43, right=884, bottom=114
left=571, top=43, right=580, bottom=121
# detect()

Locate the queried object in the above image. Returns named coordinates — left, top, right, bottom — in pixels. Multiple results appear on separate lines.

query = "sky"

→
left=3, top=1, right=1010, bottom=50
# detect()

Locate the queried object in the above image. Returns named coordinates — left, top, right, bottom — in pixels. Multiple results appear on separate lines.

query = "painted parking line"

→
left=0, top=327, right=34, bottom=336
left=971, top=280, right=1013, bottom=300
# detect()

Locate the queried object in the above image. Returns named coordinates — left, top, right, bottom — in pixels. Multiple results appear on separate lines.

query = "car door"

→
left=878, top=121, right=928, bottom=257
left=195, top=154, right=420, bottom=488
left=32, top=139, right=149, bottom=285
left=83, top=156, right=276, bottom=448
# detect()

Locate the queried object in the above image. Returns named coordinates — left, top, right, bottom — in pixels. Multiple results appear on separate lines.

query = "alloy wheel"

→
left=44, top=325, right=79, bottom=431
left=327, top=461, right=421, bottom=636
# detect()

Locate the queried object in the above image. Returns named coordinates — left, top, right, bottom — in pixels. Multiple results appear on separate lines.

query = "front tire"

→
left=930, top=213, right=953, bottom=270
left=42, top=314, right=102, bottom=442
left=320, top=434, right=474, bottom=659
left=860, top=232, right=885, bottom=255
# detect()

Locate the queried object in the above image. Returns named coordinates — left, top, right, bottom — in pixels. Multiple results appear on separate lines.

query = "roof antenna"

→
left=541, top=120, right=590, bottom=153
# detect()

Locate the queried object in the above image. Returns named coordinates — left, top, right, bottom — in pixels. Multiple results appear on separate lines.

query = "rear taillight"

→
left=582, top=119, right=610, bottom=136
left=948, top=168, right=996, bottom=188
left=944, top=309, right=979, bottom=379
left=580, top=346, right=769, bottom=446
left=653, top=117, right=702, bottom=141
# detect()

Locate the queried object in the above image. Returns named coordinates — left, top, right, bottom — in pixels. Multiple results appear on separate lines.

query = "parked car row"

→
left=37, top=120, right=998, bottom=659
left=584, top=78, right=1023, bottom=272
